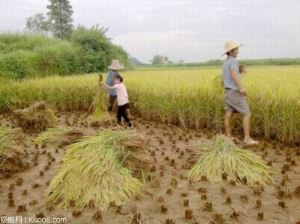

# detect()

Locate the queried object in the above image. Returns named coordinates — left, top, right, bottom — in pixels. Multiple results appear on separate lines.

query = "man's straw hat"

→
left=223, top=41, right=243, bottom=55
left=108, top=59, right=124, bottom=70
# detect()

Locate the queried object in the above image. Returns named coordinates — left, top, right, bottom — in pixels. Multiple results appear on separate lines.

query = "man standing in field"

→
left=105, top=59, right=124, bottom=111
left=222, top=41, right=258, bottom=146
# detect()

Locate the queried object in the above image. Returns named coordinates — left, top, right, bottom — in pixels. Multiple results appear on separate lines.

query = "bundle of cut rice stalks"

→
left=88, top=75, right=113, bottom=125
left=14, top=101, right=56, bottom=133
left=34, top=127, right=86, bottom=148
left=0, top=127, right=28, bottom=178
left=89, top=111, right=114, bottom=128
left=188, top=135, right=273, bottom=186
left=92, top=96, right=113, bottom=125
left=34, top=127, right=70, bottom=147
left=46, top=130, right=149, bottom=210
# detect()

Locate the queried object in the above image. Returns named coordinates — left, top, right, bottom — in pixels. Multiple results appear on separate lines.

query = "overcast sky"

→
left=0, top=0, right=299, bottom=62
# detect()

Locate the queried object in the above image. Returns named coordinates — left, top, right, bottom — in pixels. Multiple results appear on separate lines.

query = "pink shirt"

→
left=114, top=83, right=129, bottom=106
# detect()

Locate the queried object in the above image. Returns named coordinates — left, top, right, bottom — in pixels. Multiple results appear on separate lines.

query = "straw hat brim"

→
left=108, top=65, right=124, bottom=70
left=223, top=44, right=243, bottom=56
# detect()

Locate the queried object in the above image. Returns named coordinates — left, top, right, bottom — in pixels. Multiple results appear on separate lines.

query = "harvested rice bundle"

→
left=92, top=97, right=113, bottom=125
left=89, top=112, right=114, bottom=128
left=14, top=101, right=56, bottom=133
left=188, top=135, right=273, bottom=186
left=0, top=127, right=17, bottom=150
left=46, top=130, right=148, bottom=210
left=66, top=130, right=151, bottom=177
left=34, top=127, right=85, bottom=148
left=88, top=76, right=113, bottom=125
left=107, top=131, right=151, bottom=177
left=0, top=127, right=28, bottom=178
left=34, top=127, right=69, bottom=147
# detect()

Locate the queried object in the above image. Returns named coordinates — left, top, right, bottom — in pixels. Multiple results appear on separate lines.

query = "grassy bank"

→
left=0, top=31, right=128, bottom=79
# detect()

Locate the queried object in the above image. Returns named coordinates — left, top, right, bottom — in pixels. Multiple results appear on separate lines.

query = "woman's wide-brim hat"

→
left=223, top=41, right=243, bottom=55
left=108, top=59, right=124, bottom=70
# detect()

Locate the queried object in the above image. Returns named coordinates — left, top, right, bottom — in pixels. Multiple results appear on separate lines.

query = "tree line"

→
left=26, top=0, right=74, bottom=39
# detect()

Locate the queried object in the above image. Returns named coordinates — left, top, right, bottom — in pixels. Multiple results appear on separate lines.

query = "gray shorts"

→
left=224, top=89, right=251, bottom=115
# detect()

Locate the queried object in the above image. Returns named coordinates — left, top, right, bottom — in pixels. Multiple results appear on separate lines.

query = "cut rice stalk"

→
left=0, top=127, right=28, bottom=177
left=0, top=127, right=23, bottom=161
left=34, top=127, right=70, bottom=147
left=188, top=135, right=273, bottom=186
left=88, top=85, right=113, bottom=124
left=46, top=130, right=148, bottom=210
left=14, top=101, right=56, bottom=133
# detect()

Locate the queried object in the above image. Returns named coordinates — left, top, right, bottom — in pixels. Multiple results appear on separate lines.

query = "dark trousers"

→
left=117, top=103, right=132, bottom=127
left=108, top=95, right=117, bottom=111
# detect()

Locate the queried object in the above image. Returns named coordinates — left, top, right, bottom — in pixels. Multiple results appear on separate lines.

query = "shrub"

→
left=0, top=31, right=129, bottom=79
left=0, top=50, right=38, bottom=79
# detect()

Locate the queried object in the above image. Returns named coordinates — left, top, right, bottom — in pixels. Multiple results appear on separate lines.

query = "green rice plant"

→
left=188, top=135, right=273, bottom=186
left=46, top=130, right=147, bottom=210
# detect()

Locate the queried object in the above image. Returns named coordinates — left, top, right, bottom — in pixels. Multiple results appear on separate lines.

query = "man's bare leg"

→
left=243, top=114, right=259, bottom=145
left=242, top=114, right=251, bottom=140
left=225, top=111, right=233, bottom=137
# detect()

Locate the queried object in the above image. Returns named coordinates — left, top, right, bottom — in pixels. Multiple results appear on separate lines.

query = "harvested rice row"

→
left=46, top=130, right=148, bottom=210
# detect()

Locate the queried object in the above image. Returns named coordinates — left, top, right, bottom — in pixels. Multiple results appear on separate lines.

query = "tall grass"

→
left=1, top=66, right=299, bottom=145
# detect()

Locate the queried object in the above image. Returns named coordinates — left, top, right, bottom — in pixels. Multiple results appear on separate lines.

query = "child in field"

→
left=102, top=73, right=132, bottom=128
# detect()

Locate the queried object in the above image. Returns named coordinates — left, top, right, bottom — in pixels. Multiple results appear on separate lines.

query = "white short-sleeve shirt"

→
left=114, top=83, right=129, bottom=106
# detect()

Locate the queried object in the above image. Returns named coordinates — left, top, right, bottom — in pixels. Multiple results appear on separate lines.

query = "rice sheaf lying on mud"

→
left=0, top=127, right=29, bottom=178
left=46, top=130, right=150, bottom=211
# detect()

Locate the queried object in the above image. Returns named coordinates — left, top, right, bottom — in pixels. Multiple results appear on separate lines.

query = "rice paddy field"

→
left=1, top=66, right=299, bottom=144
left=0, top=66, right=300, bottom=224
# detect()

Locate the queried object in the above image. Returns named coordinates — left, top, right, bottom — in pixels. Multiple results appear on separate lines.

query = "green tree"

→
left=47, top=0, right=73, bottom=39
left=151, top=55, right=161, bottom=65
left=71, top=25, right=128, bottom=72
left=151, top=55, right=169, bottom=65
left=26, top=13, right=51, bottom=35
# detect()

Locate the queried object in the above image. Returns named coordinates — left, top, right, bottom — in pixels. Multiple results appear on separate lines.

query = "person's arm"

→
left=105, top=72, right=111, bottom=85
left=104, top=72, right=113, bottom=96
left=230, top=70, right=243, bottom=89
left=102, top=83, right=116, bottom=90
